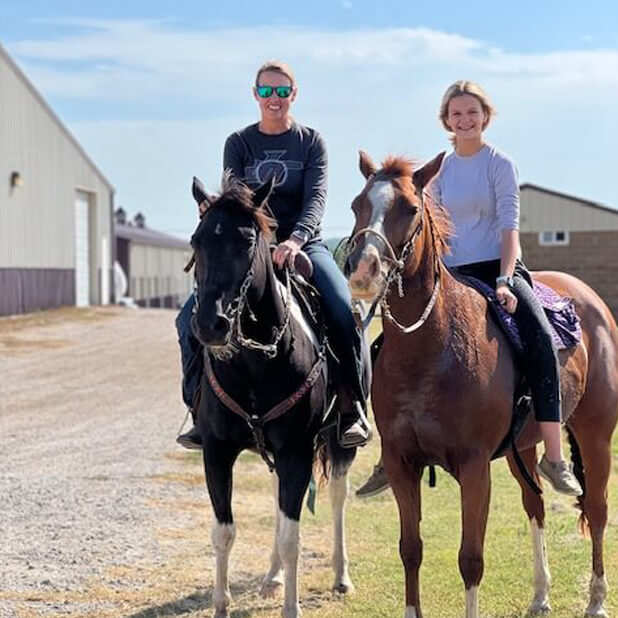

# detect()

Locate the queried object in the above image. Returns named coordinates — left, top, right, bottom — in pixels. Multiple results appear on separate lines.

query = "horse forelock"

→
left=373, top=156, right=452, bottom=258
left=199, top=174, right=275, bottom=241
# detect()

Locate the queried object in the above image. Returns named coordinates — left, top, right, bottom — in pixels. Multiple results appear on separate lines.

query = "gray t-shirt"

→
left=430, top=144, right=520, bottom=267
left=223, top=122, right=327, bottom=243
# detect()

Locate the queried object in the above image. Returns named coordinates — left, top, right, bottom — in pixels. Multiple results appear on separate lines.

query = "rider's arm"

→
left=294, top=130, right=328, bottom=241
left=494, top=154, right=520, bottom=280
left=223, top=134, right=246, bottom=179
left=499, top=229, right=520, bottom=280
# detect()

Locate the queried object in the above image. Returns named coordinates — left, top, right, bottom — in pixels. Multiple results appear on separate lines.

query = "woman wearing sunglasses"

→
left=176, top=60, right=371, bottom=450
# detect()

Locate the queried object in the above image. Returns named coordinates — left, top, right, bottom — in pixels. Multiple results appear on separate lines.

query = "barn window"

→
left=539, top=231, right=570, bottom=246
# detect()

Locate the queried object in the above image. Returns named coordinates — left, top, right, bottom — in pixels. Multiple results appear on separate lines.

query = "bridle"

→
left=346, top=185, right=441, bottom=334
left=194, top=229, right=292, bottom=359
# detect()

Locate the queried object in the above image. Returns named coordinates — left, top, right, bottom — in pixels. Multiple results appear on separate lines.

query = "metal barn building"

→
left=115, top=210, right=193, bottom=308
left=520, top=184, right=618, bottom=317
left=0, top=43, right=114, bottom=316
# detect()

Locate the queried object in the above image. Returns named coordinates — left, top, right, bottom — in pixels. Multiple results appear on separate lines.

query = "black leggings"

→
left=453, top=259, right=561, bottom=423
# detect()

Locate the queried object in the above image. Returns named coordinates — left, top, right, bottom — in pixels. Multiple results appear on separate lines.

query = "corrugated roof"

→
left=521, top=183, right=618, bottom=216
left=115, top=223, right=190, bottom=250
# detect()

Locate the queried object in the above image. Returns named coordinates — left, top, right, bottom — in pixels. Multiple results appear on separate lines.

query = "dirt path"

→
left=0, top=307, right=360, bottom=618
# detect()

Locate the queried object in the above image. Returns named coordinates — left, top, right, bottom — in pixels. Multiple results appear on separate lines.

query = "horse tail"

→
left=566, top=426, right=589, bottom=537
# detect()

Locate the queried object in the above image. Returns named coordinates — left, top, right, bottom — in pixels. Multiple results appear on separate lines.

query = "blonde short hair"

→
left=439, top=80, right=496, bottom=133
left=255, top=60, right=296, bottom=87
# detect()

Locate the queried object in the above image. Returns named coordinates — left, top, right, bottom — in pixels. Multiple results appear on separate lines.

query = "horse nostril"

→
left=213, top=315, right=231, bottom=336
left=368, top=255, right=379, bottom=278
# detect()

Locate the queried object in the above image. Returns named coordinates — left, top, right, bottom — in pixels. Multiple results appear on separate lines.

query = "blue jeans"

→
left=175, top=240, right=367, bottom=410
left=175, top=293, right=202, bottom=410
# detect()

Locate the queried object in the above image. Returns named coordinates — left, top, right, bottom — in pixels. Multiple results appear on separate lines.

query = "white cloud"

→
left=5, top=19, right=617, bottom=236
left=10, top=20, right=618, bottom=104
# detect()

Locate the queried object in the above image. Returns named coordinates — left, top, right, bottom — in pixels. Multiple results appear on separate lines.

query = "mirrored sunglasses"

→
left=256, top=85, right=293, bottom=99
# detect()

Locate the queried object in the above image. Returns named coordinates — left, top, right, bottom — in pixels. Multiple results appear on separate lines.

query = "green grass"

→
left=296, top=432, right=618, bottom=618
left=296, top=321, right=618, bottom=617
left=175, top=320, right=618, bottom=617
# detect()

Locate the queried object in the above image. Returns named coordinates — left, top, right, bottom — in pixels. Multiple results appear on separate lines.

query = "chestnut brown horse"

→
left=345, top=151, right=618, bottom=618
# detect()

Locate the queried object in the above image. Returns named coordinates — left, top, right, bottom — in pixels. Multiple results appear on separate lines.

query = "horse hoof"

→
left=585, top=606, right=608, bottom=618
left=528, top=598, right=551, bottom=614
left=260, top=578, right=283, bottom=599
left=332, top=580, right=355, bottom=594
left=281, top=604, right=302, bottom=618
left=213, top=609, right=229, bottom=618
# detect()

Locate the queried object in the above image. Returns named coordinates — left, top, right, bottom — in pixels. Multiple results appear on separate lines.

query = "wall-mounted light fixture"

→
left=10, top=171, right=23, bottom=189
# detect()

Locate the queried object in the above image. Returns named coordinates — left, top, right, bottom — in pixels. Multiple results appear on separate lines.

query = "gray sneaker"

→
left=355, top=463, right=390, bottom=498
left=536, top=455, right=583, bottom=497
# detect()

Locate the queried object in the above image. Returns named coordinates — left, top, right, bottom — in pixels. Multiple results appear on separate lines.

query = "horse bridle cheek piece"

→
left=347, top=188, right=441, bottom=334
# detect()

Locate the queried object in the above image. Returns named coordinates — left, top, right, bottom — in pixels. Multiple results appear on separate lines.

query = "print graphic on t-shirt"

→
left=245, top=150, right=304, bottom=187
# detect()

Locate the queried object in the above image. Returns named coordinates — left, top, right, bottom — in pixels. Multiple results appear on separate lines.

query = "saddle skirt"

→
left=465, top=277, right=582, bottom=353
left=274, top=267, right=323, bottom=352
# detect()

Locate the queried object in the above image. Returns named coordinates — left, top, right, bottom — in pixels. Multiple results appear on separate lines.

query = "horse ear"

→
left=252, top=175, right=275, bottom=209
left=413, top=152, right=446, bottom=191
left=359, top=150, right=378, bottom=179
left=192, top=176, right=216, bottom=207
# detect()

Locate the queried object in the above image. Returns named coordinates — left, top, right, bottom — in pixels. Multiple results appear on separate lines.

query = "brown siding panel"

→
left=0, top=268, right=74, bottom=315
left=520, top=231, right=618, bottom=319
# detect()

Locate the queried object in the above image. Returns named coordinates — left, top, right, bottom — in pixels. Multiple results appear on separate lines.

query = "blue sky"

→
left=1, top=1, right=617, bottom=238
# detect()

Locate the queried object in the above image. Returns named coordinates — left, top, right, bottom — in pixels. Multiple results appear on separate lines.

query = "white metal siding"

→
left=129, top=243, right=193, bottom=302
left=0, top=45, right=114, bottom=306
left=520, top=187, right=618, bottom=233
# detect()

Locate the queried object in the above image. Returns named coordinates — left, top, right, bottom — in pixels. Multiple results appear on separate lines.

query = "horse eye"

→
left=239, top=229, right=255, bottom=242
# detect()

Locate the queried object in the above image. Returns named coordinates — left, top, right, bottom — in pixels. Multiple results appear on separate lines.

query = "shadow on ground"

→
left=126, top=575, right=269, bottom=617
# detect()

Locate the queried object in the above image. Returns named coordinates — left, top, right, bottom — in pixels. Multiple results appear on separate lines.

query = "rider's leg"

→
left=304, top=241, right=372, bottom=447
left=510, top=264, right=582, bottom=496
left=175, top=293, right=204, bottom=449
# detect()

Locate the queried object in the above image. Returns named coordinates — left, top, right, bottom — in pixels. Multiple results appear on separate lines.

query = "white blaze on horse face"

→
left=212, top=521, right=236, bottom=613
left=214, top=222, right=223, bottom=236
left=367, top=180, right=394, bottom=234
left=278, top=512, right=301, bottom=618
left=528, top=518, right=551, bottom=614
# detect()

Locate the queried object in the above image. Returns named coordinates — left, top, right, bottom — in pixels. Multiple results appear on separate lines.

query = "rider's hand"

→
left=496, top=284, right=518, bottom=314
left=273, top=238, right=302, bottom=269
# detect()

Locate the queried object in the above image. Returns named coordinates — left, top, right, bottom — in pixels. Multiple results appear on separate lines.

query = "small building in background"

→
left=114, top=210, right=193, bottom=308
left=0, top=43, right=115, bottom=316
left=520, top=184, right=618, bottom=317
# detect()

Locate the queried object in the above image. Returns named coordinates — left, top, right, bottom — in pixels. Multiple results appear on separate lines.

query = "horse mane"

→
left=216, top=170, right=276, bottom=238
left=380, top=155, right=453, bottom=257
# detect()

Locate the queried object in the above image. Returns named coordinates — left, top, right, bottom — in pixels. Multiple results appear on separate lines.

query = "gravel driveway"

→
left=0, top=307, right=212, bottom=617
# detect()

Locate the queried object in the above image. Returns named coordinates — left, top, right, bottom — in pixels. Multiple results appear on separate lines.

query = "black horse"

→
left=189, top=172, right=365, bottom=618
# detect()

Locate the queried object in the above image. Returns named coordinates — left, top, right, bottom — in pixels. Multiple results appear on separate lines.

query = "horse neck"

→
left=383, top=223, right=452, bottom=351
left=244, top=237, right=287, bottom=335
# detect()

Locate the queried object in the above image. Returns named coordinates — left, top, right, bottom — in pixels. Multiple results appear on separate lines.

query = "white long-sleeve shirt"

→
left=430, top=144, right=520, bottom=267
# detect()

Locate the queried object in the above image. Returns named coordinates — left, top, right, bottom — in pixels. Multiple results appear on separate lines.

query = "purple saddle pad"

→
left=468, top=278, right=582, bottom=353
